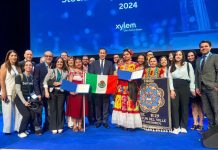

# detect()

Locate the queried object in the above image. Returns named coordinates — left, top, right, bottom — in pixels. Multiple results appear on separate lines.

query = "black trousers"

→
left=14, top=95, right=35, bottom=133
left=171, top=79, right=190, bottom=129
left=48, top=90, right=65, bottom=130
left=94, top=94, right=109, bottom=124
left=201, top=84, right=218, bottom=127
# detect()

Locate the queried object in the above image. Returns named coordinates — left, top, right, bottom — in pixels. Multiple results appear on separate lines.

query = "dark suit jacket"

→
left=33, top=62, right=53, bottom=97
left=89, top=59, right=114, bottom=75
left=195, top=54, right=218, bottom=90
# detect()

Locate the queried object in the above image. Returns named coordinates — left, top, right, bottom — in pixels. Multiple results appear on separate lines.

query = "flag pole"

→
left=83, top=72, right=86, bottom=132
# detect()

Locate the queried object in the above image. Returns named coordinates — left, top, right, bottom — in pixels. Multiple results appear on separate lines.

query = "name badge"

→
left=30, top=93, right=38, bottom=100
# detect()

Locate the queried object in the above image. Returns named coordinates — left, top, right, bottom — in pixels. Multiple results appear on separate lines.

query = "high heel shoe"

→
left=190, top=125, right=197, bottom=130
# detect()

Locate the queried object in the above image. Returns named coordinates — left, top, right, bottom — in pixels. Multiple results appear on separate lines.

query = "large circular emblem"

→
left=139, top=83, right=165, bottom=113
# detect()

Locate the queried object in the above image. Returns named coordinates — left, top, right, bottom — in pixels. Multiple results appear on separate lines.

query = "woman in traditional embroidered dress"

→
left=66, top=58, right=88, bottom=132
left=143, top=57, right=164, bottom=78
left=112, top=49, right=142, bottom=130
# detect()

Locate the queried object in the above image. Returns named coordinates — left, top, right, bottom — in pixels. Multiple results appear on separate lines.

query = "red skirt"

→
left=66, top=80, right=88, bottom=118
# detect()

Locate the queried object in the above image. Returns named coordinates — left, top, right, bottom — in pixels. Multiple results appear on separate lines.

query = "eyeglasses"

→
left=45, top=55, right=53, bottom=58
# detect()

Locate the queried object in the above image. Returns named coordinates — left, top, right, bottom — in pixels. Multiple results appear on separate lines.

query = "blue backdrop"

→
left=30, top=0, right=218, bottom=56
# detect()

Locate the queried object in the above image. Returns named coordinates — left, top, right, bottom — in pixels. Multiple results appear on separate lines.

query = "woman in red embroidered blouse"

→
left=66, top=58, right=88, bottom=132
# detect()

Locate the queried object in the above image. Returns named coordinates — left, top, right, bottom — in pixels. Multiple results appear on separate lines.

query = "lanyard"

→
left=11, top=66, right=18, bottom=76
left=56, top=69, right=63, bottom=82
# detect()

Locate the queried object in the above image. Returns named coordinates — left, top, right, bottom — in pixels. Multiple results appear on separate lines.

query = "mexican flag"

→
left=85, top=73, right=118, bottom=94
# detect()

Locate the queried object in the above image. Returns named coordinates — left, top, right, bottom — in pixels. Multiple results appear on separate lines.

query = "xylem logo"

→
left=115, top=22, right=142, bottom=32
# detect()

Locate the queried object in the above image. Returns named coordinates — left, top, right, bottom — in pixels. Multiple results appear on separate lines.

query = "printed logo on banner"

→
left=139, top=83, right=165, bottom=113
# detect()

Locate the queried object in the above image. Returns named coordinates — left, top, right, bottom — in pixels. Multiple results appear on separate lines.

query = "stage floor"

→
left=0, top=116, right=210, bottom=150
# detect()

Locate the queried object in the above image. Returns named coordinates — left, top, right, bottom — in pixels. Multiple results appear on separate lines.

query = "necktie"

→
left=201, top=55, right=206, bottom=71
left=100, top=60, right=104, bottom=74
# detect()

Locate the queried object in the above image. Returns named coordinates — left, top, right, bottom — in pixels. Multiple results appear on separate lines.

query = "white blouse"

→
left=168, top=62, right=195, bottom=92
left=5, top=65, right=18, bottom=96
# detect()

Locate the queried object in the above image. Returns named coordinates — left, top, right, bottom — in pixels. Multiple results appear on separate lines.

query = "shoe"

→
left=52, top=130, right=58, bottom=134
left=196, top=125, right=203, bottom=131
left=172, top=128, right=180, bottom=134
left=180, top=128, right=187, bottom=133
left=58, top=129, right=63, bottom=133
left=103, top=123, right=110, bottom=129
left=191, top=125, right=197, bottom=130
left=18, top=132, right=27, bottom=138
left=35, top=130, right=42, bottom=136
left=95, top=123, right=102, bottom=128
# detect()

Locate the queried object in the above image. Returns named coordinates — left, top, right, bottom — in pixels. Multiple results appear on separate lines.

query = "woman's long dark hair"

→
left=168, top=52, right=175, bottom=66
left=74, top=57, right=83, bottom=70
left=4, top=50, right=20, bottom=73
left=187, top=50, right=197, bottom=69
left=187, top=50, right=197, bottom=62
left=170, top=50, right=186, bottom=73
left=54, top=57, right=67, bottom=71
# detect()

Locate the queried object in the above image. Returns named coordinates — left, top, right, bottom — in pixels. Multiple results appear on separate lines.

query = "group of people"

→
left=0, top=40, right=217, bottom=138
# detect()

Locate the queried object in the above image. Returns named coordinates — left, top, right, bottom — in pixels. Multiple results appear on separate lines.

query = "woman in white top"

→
left=168, top=50, right=196, bottom=134
left=1, top=50, right=22, bottom=134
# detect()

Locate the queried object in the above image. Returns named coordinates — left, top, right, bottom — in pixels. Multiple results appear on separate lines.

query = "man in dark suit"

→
left=33, top=51, right=53, bottom=134
left=89, top=48, right=114, bottom=128
left=19, top=49, right=36, bottom=72
left=195, top=40, right=218, bottom=129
